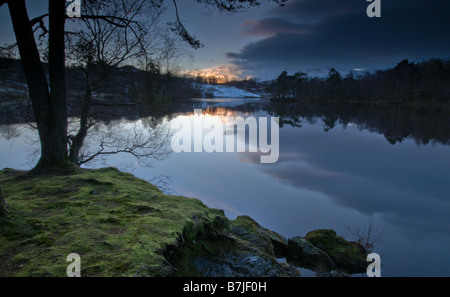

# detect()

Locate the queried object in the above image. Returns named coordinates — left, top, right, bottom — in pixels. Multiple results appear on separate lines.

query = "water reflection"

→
left=1, top=98, right=450, bottom=276
left=264, top=101, right=450, bottom=146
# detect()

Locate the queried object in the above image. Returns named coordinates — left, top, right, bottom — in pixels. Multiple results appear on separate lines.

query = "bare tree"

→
left=153, top=34, right=194, bottom=94
left=347, top=216, right=384, bottom=253
left=65, top=0, right=169, bottom=165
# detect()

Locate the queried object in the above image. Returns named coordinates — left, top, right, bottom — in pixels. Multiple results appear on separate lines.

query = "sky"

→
left=1, top=0, right=450, bottom=80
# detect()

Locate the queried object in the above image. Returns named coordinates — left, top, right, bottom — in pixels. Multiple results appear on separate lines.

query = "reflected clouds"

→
left=241, top=122, right=450, bottom=237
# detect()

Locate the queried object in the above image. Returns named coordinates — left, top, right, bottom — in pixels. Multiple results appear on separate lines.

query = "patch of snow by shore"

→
left=195, top=83, right=261, bottom=98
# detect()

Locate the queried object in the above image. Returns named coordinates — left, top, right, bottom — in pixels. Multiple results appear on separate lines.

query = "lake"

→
left=1, top=97, right=450, bottom=276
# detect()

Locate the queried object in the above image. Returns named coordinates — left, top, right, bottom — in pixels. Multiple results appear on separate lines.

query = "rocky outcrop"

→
left=304, top=229, right=368, bottom=274
left=168, top=215, right=300, bottom=277
left=230, top=216, right=288, bottom=258
left=167, top=215, right=368, bottom=277
left=286, top=236, right=335, bottom=272
left=283, top=230, right=368, bottom=274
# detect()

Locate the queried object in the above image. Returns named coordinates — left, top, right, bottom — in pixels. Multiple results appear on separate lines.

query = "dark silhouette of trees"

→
left=274, top=71, right=289, bottom=99
left=325, top=68, right=342, bottom=99
left=269, top=59, right=450, bottom=110
left=268, top=71, right=307, bottom=100
left=292, top=72, right=307, bottom=99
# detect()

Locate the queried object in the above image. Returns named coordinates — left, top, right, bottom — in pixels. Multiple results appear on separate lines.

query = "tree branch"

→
left=72, top=14, right=134, bottom=28
left=30, top=14, right=49, bottom=38
left=30, top=13, right=49, bottom=26
left=170, top=0, right=203, bottom=49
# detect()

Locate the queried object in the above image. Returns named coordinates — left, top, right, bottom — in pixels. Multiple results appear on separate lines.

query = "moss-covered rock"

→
left=286, top=236, right=335, bottom=272
left=231, top=215, right=288, bottom=258
left=168, top=215, right=299, bottom=277
left=304, top=229, right=367, bottom=274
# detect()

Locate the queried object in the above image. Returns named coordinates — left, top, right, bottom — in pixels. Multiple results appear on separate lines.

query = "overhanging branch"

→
left=30, top=14, right=49, bottom=38
left=170, top=0, right=203, bottom=49
left=70, top=14, right=134, bottom=28
left=30, top=13, right=49, bottom=26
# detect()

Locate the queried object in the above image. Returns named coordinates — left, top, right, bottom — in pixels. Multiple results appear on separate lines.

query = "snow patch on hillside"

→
left=195, top=83, right=261, bottom=98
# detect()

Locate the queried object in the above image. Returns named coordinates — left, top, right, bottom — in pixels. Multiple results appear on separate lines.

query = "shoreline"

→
left=0, top=167, right=368, bottom=277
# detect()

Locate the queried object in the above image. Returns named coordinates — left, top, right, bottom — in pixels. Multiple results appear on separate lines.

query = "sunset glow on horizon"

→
left=183, top=64, right=253, bottom=83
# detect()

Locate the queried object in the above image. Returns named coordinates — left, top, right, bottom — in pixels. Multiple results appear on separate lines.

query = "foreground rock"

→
left=304, top=229, right=368, bottom=274
left=168, top=215, right=299, bottom=276
left=286, top=236, right=335, bottom=272
left=230, top=216, right=288, bottom=258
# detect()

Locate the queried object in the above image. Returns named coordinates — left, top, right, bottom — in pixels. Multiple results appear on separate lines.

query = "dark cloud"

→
left=229, top=0, right=450, bottom=76
left=242, top=18, right=311, bottom=37
left=268, top=0, right=363, bottom=22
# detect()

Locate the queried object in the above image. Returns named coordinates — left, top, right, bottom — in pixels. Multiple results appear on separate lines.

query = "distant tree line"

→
left=268, top=59, right=450, bottom=110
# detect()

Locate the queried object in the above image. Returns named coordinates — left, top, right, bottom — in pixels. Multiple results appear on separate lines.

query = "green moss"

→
left=164, top=212, right=236, bottom=276
left=231, top=215, right=261, bottom=235
left=305, top=229, right=367, bottom=273
left=0, top=167, right=227, bottom=277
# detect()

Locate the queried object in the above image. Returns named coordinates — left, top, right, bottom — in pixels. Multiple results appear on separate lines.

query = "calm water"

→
left=1, top=98, right=450, bottom=276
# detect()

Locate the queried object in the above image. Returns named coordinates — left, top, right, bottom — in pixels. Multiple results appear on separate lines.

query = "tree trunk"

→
left=45, top=0, right=69, bottom=168
left=69, top=75, right=92, bottom=164
left=8, top=0, right=69, bottom=172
